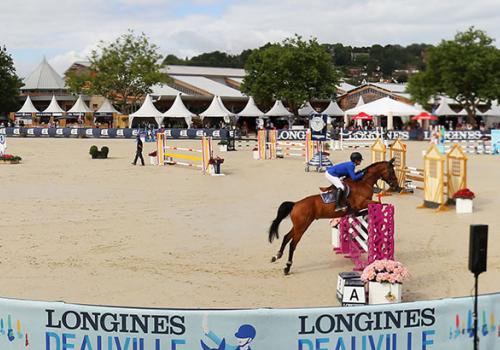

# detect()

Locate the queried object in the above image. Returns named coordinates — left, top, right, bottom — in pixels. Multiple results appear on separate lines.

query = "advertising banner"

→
left=0, top=293, right=499, bottom=349
left=491, top=130, right=500, bottom=155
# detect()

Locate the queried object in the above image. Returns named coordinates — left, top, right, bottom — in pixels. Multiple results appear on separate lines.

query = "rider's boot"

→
left=335, top=188, right=347, bottom=212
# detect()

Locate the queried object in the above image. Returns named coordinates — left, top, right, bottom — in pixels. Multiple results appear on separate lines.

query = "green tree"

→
left=407, top=27, right=500, bottom=125
left=66, top=31, right=168, bottom=113
left=0, top=46, right=23, bottom=115
left=241, top=35, right=339, bottom=115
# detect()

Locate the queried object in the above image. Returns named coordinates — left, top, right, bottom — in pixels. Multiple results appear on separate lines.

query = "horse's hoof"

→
left=271, top=256, right=277, bottom=263
left=283, top=267, right=290, bottom=275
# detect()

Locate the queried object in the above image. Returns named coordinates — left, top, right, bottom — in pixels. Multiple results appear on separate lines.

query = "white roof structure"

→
left=200, top=95, right=235, bottom=123
left=16, top=96, right=39, bottom=114
left=485, top=101, right=500, bottom=117
left=337, top=82, right=356, bottom=93
left=42, top=95, right=65, bottom=115
left=322, top=100, right=344, bottom=116
left=265, top=100, right=293, bottom=117
left=171, top=75, right=243, bottom=97
left=238, top=96, right=264, bottom=117
left=433, top=99, right=457, bottom=116
left=67, top=95, right=92, bottom=114
left=96, top=98, right=120, bottom=114
left=371, top=82, right=408, bottom=93
left=22, top=57, right=66, bottom=90
left=150, top=83, right=184, bottom=96
left=345, top=97, right=422, bottom=116
left=129, top=94, right=163, bottom=126
left=163, top=65, right=245, bottom=78
left=355, top=96, right=365, bottom=107
left=458, top=108, right=483, bottom=116
left=298, top=101, right=316, bottom=116
left=163, top=94, right=196, bottom=118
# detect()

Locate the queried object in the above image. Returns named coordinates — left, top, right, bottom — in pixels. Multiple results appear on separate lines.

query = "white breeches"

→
left=325, top=172, right=344, bottom=190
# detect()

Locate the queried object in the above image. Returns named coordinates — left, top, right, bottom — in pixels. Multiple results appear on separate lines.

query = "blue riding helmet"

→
left=234, top=324, right=256, bottom=339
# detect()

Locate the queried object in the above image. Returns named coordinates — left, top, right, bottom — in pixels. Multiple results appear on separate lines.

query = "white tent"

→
left=485, top=101, right=500, bottom=117
left=238, top=96, right=264, bottom=117
left=67, top=95, right=91, bottom=115
left=345, top=97, right=422, bottom=129
left=41, top=95, right=65, bottom=116
left=129, top=94, right=163, bottom=127
left=265, top=100, right=293, bottom=117
left=163, top=94, right=197, bottom=127
left=15, top=96, right=39, bottom=124
left=199, top=95, right=235, bottom=123
left=433, top=99, right=457, bottom=116
left=96, top=98, right=120, bottom=114
left=322, top=100, right=344, bottom=116
left=355, top=96, right=365, bottom=107
left=298, top=101, right=316, bottom=116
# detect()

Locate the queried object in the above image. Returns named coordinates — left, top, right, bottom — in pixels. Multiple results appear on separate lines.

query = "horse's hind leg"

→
left=271, top=229, right=292, bottom=262
left=283, top=221, right=310, bottom=275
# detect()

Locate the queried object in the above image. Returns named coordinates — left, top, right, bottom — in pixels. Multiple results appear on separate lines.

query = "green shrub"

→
left=89, top=145, right=99, bottom=159
left=100, top=146, right=109, bottom=158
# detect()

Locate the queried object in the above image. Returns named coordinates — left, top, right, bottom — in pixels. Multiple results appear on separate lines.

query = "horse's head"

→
left=381, top=158, right=402, bottom=192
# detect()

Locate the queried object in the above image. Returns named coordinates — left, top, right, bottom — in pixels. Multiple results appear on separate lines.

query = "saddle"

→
left=319, top=183, right=351, bottom=204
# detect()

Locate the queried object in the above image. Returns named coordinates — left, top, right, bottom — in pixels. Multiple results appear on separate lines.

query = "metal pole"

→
left=473, top=273, right=479, bottom=350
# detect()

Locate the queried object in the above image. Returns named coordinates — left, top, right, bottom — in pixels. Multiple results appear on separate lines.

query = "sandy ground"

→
left=0, top=137, right=499, bottom=309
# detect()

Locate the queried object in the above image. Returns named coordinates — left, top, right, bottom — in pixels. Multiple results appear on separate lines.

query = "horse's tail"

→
left=269, top=201, right=295, bottom=243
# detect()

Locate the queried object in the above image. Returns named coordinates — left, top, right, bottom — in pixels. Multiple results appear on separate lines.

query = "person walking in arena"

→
left=132, top=134, right=145, bottom=166
left=325, top=152, right=365, bottom=211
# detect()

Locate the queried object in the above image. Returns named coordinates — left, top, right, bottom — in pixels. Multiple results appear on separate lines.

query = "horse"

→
left=268, top=159, right=401, bottom=275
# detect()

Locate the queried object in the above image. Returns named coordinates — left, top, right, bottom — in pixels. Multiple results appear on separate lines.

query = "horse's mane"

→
left=359, top=160, right=388, bottom=174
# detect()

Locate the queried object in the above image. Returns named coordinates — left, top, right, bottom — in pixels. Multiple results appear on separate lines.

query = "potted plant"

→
left=453, top=188, right=475, bottom=214
left=0, top=154, right=22, bottom=164
left=361, top=259, right=409, bottom=305
left=208, top=156, right=224, bottom=175
left=218, top=139, right=228, bottom=152
left=148, top=150, right=158, bottom=165
left=252, top=146, right=259, bottom=160
left=89, top=145, right=110, bottom=159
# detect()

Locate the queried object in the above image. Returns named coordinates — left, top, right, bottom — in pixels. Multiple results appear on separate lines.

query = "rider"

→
left=325, top=152, right=365, bottom=211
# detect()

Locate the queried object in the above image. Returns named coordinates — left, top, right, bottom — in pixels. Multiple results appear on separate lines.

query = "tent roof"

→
left=200, top=95, right=235, bottom=117
left=485, top=101, right=500, bottom=117
left=298, top=101, right=316, bottom=116
left=265, top=100, right=293, bottom=117
left=16, top=96, right=39, bottom=114
left=163, top=94, right=196, bottom=118
left=96, top=98, right=120, bottom=114
left=22, top=57, right=66, bottom=90
left=355, top=96, right=365, bottom=107
left=322, top=100, right=344, bottom=116
left=67, top=95, right=92, bottom=114
left=129, top=94, right=163, bottom=117
left=345, top=97, right=422, bottom=116
left=171, top=75, right=243, bottom=97
left=237, top=96, right=264, bottom=117
left=434, top=99, right=457, bottom=116
left=42, top=95, right=65, bottom=115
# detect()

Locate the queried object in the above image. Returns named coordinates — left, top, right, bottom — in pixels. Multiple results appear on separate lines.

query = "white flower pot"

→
left=368, top=281, right=402, bottom=304
left=456, top=198, right=473, bottom=214
left=219, top=144, right=228, bottom=152
left=253, top=150, right=260, bottom=160
left=149, top=156, right=157, bottom=165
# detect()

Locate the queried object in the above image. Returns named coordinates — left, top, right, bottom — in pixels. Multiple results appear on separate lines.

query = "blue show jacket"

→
left=326, top=161, right=364, bottom=181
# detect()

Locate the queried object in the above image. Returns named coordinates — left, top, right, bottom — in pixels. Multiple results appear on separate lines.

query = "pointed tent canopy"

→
left=40, top=95, right=65, bottom=116
left=355, top=96, right=365, bottom=107
left=95, top=98, right=120, bottom=115
left=265, top=100, right=293, bottom=117
left=237, top=96, right=264, bottom=117
left=298, top=101, right=316, bottom=116
left=200, top=95, right=235, bottom=123
left=22, top=57, right=66, bottom=90
left=345, top=97, right=422, bottom=116
left=163, top=94, right=197, bottom=126
left=16, top=96, right=40, bottom=115
left=67, top=95, right=92, bottom=115
left=433, top=99, right=457, bottom=116
left=457, top=108, right=483, bottom=116
left=129, top=94, right=163, bottom=127
left=485, top=101, right=500, bottom=117
left=322, top=100, right=344, bottom=116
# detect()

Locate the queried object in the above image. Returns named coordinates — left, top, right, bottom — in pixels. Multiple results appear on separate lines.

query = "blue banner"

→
left=0, top=293, right=499, bottom=349
left=491, top=130, right=500, bottom=155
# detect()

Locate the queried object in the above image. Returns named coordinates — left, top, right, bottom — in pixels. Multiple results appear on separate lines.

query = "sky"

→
left=1, top=0, right=500, bottom=77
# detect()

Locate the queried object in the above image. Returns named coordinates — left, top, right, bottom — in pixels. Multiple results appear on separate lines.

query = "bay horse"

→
left=268, top=159, right=401, bottom=275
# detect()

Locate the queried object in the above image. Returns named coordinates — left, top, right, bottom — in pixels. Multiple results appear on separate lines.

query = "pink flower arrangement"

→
left=361, top=259, right=410, bottom=284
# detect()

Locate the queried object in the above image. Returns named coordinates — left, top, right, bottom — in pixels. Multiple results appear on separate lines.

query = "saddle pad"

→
left=320, top=191, right=336, bottom=204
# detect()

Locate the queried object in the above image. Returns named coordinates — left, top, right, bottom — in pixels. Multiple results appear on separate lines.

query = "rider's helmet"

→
left=350, top=152, right=363, bottom=162
left=235, top=324, right=256, bottom=339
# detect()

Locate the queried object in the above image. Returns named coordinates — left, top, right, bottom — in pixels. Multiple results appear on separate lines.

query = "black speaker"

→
left=469, top=225, right=488, bottom=275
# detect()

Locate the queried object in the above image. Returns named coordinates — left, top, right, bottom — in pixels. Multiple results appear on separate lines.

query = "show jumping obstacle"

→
left=372, top=139, right=468, bottom=211
left=336, top=203, right=395, bottom=271
left=257, top=129, right=319, bottom=164
left=156, top=133, right=213, bottom=174
left=443, top=139, right=492, bottom=155
left=333, top=128, right=385, bottom=151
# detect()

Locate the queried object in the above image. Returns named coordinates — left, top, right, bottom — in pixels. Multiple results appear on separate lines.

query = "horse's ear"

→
left=389, top=157, right=396, bottom=165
